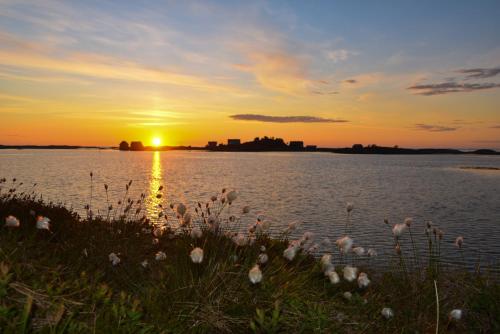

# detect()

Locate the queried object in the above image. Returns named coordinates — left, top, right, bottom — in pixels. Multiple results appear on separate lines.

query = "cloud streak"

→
left=414, top=124, right=458, bottom=132
left=230, top=114, right=348, bottom=123
left=458, top=66, right=500, bottom=79
left=408, top=82, right=500, bottom=95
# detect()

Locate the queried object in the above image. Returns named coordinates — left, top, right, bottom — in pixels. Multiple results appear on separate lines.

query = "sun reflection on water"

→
left=147, top=151, right=163, bottom=221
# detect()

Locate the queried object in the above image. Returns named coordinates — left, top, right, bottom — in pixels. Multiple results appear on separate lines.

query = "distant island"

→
left=116, top=137, right=500, bottom=155
left=1, top=138, right=499, bottom=155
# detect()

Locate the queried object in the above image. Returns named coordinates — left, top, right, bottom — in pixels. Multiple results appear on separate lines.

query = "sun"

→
left=152, top=137, right=161, bottom=147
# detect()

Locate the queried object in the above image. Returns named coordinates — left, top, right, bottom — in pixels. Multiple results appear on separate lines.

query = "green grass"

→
left=0, top=183, right=499, bottom=333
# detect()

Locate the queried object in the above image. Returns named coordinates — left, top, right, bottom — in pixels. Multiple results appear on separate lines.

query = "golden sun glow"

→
left=152, top=137, right=161, bottom=147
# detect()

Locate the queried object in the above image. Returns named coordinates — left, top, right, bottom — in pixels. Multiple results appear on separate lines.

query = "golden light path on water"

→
left=147, top=151, right=163, bottom=221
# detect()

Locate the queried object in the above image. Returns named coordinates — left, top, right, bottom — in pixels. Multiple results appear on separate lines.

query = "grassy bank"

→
left=0, top=181, right=499, bottom=333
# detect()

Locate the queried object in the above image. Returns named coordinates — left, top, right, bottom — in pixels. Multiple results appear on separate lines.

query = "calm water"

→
left=1, top=149, right=500, bottom=268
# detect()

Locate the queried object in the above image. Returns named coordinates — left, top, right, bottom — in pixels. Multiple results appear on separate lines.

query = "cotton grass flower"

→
left=381, top=307, right=394, bottom=319
left=108, top=253, right=121, bottom=266
left=226, top=190, right=238, bottom=204
left=454, top=236, right=464, bottom=248
left=190, top=247, right=204, bottom=264
left=352, top=247, right=365, bottom=256
left=5, top=215, right=20, bottom=227
left=343, top=291, right=352, bottom=300
left=404, top=217, right=413, bottom=227
left=343, top=266, right=358, bottom=282
left=357, top=272, right=370, bottom=288
left=36, top=216, right=50, bottom=230
left=367, top=248, right=378, bottom=257
left=176, top=203, right=187, bottom=216
left=346, top=202, right=354, bottom=213
left=392, top=223, right=407, bottom=237
left=258, top=253, right=268, bottom=264
left=320, top=254, right=333, bottom=271
left=336, top=236, right=354, bottom=254
left=449, top=309, right=463, bottom=321
left=328, top=271, right=340, bottom=284
left=232, top=233, right=247, bottom=246
left=190, top=226, right=202, bottom=239
left=248, top=264, right=262, bottom=284
left=141, top=260, right=149, bottom=268
left=283, top=245, right=298, bottom=261
left=155, top=251, right=166, bottom=261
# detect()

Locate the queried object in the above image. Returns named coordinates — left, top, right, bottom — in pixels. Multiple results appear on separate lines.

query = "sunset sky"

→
left=1, top=0, right=499, bottom=148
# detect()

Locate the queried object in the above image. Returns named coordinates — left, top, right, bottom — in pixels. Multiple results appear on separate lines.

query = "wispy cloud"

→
left=458, top=66, right=500, bottom=79
left=409, top=65, right=500, bottom=96
left=230, top=114, right=348, bottom=123
left=490, top=125, right=500, bottom=129
left=414, top=124, right=458, bottom=132
left=408, top=82, right=500, bottom=95
left=326, top=49, right=358, bottom=63
left=344, top=79, right=357, bottom=84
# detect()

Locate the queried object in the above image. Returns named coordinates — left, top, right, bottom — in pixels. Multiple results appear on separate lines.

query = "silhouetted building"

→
left=305, top=145, right=317, bottom=151
left=207, top=141, right=218, bottom=148
left=289, top=141, right=304, bottom=150
left=130, top=141, right=144, bottom=151
left=119, top=141, right=129, bottom=151
left=227, top=139, right=241, bottom=146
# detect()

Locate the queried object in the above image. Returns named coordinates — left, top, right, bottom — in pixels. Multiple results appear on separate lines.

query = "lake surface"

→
left=1, top=149, right=500, bottom=268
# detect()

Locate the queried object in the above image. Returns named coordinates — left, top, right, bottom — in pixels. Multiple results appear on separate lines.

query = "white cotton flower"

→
left=141, top=259, right=149, bottom=268
left=343, top=291, right=352, bottom=300
left=242, top=206, right=250, bottom=214
left=176, top=203, right=187, bottom=216
left=226, top=190, right=238, bottom=204
left=454, top=236, right=464, bottom=248
left=190, top=247, right=204, bottom=264
left=392, top=223, right=407, bottom=237
left=82, top=248, right=88, bottom=257
left=36, top=216, right=50, bottom=230
left=404, top=217, right=413, bottom=227
left=346, top=202, right=354, bottom=213
left=449, top=309, right=463, bottom=321
left=336, top=236, right=354, bottom=254
left=323, top=264, right=335, bottom=276
left=320, top=254, right=333, bottom=271
left=381, top=307, right=394, bottom=319
left=258, top=253, right=268, bottom=264
left=283, top=246, right=298, bottom=261
left=260, top=245, right=266, bottom=252
left=232, top=233, right=247, bottom=246
left=108, top=253, right=121, bottom=266
left=155, top=251, right=166, bottom=261
left=328, top=271, right=340, bottom=284
left=302, top=232, right=314, bottom=241
left=343, top=266, right=358, bottom=282
left=190, top=226, right=202, bottom=239
left=5, top=215, right=20, bottom=227
left=367, top=248, right=378, bottom=257
left=352, top=247, right=365, bottom=256
left=248, top=264, right=262, bottom=284
left=357, top=272, right=370, bottom=288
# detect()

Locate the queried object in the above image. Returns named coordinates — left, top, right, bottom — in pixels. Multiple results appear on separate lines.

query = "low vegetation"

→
left=0, top=177, right=498, bottom=333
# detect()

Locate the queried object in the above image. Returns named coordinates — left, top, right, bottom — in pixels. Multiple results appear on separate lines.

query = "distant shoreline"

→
left=1, top=144, right=499, bottom=155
